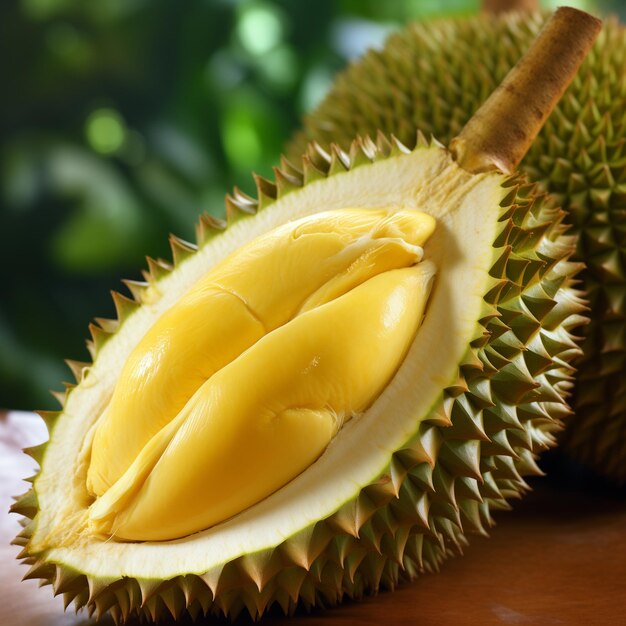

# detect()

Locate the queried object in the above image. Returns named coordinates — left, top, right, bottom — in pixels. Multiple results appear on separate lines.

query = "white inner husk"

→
left=32, top=145, right=503, bottom=578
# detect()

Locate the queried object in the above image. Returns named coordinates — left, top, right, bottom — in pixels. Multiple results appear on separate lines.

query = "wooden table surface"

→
left=2, top=411, right=625, bottom=626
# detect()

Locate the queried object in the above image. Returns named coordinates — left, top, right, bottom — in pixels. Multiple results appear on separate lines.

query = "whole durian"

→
left=10, top=8, right=597, bottom=624
left=289, top=9, right=626, bottom=482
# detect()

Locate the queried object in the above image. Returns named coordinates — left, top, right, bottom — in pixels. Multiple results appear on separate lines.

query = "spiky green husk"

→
left=11, top=134, right=586, bottom=623
left=289, top=12, right=626, bottom=482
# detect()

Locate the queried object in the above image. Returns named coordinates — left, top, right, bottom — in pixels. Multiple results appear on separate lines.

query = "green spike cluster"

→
left=11, top=133, right=586, bottom=623
left=288, top=11, right=626, bottom=481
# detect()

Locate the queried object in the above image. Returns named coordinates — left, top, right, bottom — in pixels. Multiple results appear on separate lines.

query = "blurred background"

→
left=1, top=0, right=622, bottom=410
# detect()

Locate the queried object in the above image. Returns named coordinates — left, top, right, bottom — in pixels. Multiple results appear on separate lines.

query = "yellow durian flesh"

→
left=87, top=209, right=436, bottom=541
left=87, top=208, right=435, bottom=497
left=89, top=263, right=435, bottom=541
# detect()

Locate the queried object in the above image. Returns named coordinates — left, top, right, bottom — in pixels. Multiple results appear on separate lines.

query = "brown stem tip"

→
left=450, top=6, right=602, bottom=175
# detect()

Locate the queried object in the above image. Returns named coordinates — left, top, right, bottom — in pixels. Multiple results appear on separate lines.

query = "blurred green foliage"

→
left=0, top=0, right=614, bottom=409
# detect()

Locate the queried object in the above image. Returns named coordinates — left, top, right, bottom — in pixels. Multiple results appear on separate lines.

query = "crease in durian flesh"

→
left=86, top=208, right=437, bottom=542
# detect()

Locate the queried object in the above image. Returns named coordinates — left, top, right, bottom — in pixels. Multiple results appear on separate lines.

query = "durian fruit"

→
left=11, top=8, right=597, bottom=623
left=289, top=4, right=626, bottom=482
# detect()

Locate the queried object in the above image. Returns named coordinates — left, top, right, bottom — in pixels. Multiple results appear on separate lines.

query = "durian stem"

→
left=450, top=6, right=601, bottom=174
left=482, top=0, right=539, bottom=14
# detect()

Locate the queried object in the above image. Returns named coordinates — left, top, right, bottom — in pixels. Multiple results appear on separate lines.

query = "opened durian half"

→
left=290, top=2, right=626, bottom=482
left=11, top=8, right=598, bottom=623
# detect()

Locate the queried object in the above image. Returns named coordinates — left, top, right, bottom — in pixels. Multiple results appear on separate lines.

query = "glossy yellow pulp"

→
left=87, top=209, right=436, bottom=541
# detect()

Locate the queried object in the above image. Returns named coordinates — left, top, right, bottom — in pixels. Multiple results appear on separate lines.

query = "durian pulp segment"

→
left=89, top=262, right=436, bottom=541
left=87, top=209, right=436, bottom=540
left=87, top=209, right=436, bottom=497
